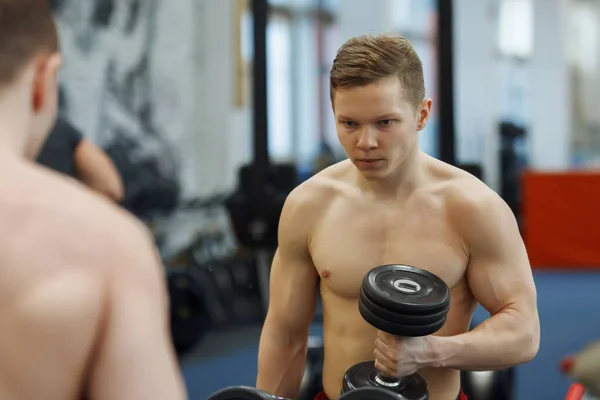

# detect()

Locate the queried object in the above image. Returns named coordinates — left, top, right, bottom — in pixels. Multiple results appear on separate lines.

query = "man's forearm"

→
left=428, top=310, right=539, bottom=371
left=256, top=329, right=308, bottom=398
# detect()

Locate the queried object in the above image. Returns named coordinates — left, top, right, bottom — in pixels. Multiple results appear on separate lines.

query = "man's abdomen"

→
left=319, top=296, right=379, bottom=399
left=321, top=331, right=376, bottom=399
left=319, top=296, right=468, bottom=400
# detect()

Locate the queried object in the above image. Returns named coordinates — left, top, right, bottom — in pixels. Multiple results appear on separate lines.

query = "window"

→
left=391, top=0, right=436, bottom=39
left=496, top=0, right=533, bottom=126
left=569, top=0, right=600, bottom=166
left=266, top=0, right=339, bottom=168
left=321, top=21, right=341, bottom=159
left=411, top=39, right=439, bottom=157
left=267, top=14, right=294, bottom=161
left=393, top=0, right=439, bottom=157
left=497, top=0, right=533, bottom=59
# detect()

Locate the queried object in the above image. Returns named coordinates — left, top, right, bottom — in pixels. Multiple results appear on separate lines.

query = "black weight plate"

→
left=359, top=290, right=449, bottom=327
left=359, top=300, right=446, bottom=337
left=341, top=361, right=428, bottom=400
left=167, top=270, right=210, bottom=356
left=362, top=265, right=449, bottom=315
left=206, top=386, right=287, bottom=400
left=338, top=387, right=404, bottom=400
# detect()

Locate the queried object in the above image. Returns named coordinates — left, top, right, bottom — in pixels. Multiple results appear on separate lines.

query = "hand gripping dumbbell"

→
left=340, top=264, right=451, bottom=400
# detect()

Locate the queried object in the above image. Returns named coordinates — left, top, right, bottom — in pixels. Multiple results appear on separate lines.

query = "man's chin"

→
left=357, top=168, right=388, bottom=180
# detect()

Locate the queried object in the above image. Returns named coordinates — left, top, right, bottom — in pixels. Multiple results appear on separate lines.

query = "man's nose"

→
left=357, top=127, right=378, bottom=150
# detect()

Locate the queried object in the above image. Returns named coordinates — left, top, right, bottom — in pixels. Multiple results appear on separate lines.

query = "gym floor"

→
left=181, top=270, right=600, bottom=400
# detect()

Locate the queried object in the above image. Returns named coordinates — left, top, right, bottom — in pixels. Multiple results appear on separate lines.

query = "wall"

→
left=53, top=0, right=251, bottom=207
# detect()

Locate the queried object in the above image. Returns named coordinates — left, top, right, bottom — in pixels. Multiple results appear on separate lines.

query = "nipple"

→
left=321, top=270, right=331, bottom=279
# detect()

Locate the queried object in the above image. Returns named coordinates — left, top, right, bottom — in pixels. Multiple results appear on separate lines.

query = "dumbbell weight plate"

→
left=359, top=290, right=449, bottom=326
left=362, top=265, right=449, bottom=315
left=339, top=387, right=408, bottom=399
left=206, top=386, right=290, bottom=400
left=342, top=361, right=428, bottom=400
left=166, top=269, right=210, bottom=356
left=358, top=300, right=447, bottom=337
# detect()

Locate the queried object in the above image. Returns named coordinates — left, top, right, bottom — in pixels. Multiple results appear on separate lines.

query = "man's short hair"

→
left=329, top=33, right=425, bottom=110
left=0, top=0, right=58, bottom=88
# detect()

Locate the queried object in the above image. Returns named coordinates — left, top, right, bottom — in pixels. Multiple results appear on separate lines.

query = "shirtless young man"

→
left=256, top=34, right=540, bottom=400
left=0, top=1, right=186, bottom=399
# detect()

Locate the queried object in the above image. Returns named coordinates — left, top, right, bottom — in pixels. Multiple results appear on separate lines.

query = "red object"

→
left=458, top=390, right=468, bottom=400
left=521, top=171, right=600, bottom=268
left=565, top=383, right=586, bottom=400
left=561, top=356, right=575, bottom=374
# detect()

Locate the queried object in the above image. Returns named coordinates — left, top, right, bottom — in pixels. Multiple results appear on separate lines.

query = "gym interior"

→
left=51, top=0, right=600, bottom=399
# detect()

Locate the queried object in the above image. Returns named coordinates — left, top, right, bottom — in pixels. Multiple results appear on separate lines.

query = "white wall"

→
left=529, top=0, right=572, bottom=170
left=55, top=0, right=252, bottom=201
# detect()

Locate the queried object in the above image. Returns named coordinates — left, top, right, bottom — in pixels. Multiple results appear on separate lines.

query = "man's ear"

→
left=417, top=97, right=433, bottom=131
left=31, top=53, right=62, bottom=113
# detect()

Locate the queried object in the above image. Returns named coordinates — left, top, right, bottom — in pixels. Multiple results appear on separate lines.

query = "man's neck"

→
left=356, top=149, right=427, bottom=201
left=0, top=101, right=30, bottom=157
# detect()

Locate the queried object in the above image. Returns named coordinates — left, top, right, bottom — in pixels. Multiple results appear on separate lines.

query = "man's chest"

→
left=309, top=202, right=468, bottom=298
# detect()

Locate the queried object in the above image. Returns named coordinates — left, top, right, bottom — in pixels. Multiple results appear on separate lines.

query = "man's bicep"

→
left=265, top=191, right=319, bottom=333
left=465, top=196, right=537, bottom=316
left=267, top=248, right=319, bottom=330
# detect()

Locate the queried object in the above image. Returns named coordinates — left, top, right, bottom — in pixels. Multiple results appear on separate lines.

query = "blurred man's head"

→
left=0, top=0, right=61, bottom=158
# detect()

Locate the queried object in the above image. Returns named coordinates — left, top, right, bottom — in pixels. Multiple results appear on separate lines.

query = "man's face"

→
left=333, top=76, right=431, bottom=181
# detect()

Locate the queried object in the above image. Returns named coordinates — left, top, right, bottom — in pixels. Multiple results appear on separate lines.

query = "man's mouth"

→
left=357, top=159, right=382, bottom=163
left=356, top=159, right=383, bottom=167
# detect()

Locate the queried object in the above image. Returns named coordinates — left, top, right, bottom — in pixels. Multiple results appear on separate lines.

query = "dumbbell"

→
left=207, top=386, right=403, bottom=400
left=341, top=264, right=451, bottom=400
left=339, top=387, right=409, bottom=399
left=206, top=386, right=291, bottom=400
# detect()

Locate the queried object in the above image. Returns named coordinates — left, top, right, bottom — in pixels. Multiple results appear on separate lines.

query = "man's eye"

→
left=377, top=120, right=393, bottom=126
left=344, top=121, right=358, bottom=127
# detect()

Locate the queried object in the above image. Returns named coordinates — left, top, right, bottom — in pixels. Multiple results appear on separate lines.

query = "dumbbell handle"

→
left=373, top=372, right=403, bottom=389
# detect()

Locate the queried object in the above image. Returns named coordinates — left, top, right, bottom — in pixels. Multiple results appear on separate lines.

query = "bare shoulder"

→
left=2, top=161, right=154, bottom=279
left=282, top=160, right=350, bottom=221
left=430, top=159, right=518, bottom=242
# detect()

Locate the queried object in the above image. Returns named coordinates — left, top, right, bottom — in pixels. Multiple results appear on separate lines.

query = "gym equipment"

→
left=166, top=268, right=211, bottom=357
left=460, top=368, right=515, bottom=400
left=458, top=320, right=516, bottom=400
left=297, top=336, right=325, bottom=400
left=223, top=0, right=300, bottom=316
left=564, top=383, right=586, bottom=400
left=560, top=339, right=600, bottom=397
left=339, top=387, right=407, bottom=399
left=225, top=163, right=298, bottom=249
left=206, top=386, right=291, bottom=400
left=207, top=386, right=406, bottom=400
left=341, top=264, right=450, bottom=400
left=499, top=121, right=527, bottom=220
